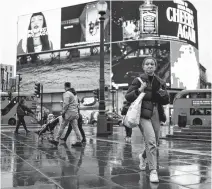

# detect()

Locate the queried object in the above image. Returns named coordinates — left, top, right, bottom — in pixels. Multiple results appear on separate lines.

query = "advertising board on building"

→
left=111, top=0, right=198, bottom=49
left=17, top=1, right=110, bottom=56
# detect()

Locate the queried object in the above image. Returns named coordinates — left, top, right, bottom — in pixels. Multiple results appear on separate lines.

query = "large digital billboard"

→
left=112, top=40, right=171, bottom=86
left=17, top=48, right=110, bottom=92
left=17, top=10, right=61, bottom=55
left=112, top=0, right=198, bottom=49
left=170, top=41, right=200, bottom=89
left=61, top=1, right=110, bottom=48
left=17, top=1, right=110, bottom=55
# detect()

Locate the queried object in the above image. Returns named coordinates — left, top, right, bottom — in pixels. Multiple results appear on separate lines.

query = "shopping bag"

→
left=123, top=77, right=146, bottom=128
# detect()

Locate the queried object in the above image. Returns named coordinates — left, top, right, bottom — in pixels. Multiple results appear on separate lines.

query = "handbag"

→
left=123, top=78, right=145, bottom=128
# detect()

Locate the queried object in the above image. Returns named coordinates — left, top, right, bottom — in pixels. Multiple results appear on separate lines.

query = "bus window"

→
left=181, top=94, right=189, bottom=98
left=206, top=93, right=211, bottom=99
left=197, top=92, right=206, bottom=98
left=190, top=93, right=197, bottom=98
left=190, top=108, right=205, bottom=115
left=205, top=108, right=211, bottom=115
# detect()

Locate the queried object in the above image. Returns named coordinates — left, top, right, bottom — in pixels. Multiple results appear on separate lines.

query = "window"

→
left=10, top=73, right=12, bottom=77
left=10, top=66, right=12, bottom=71
left=206, top=92, right=211, bottom=99
left=1, top=97, right=6, bottom=101
left=190, top=108, right=211, bottom=116
left=205, top=108, right=211, bottom=115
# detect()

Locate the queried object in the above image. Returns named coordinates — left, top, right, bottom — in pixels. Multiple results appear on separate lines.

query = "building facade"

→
left=0, top=64, right=15, bottom=91
left=199, top=63, right=207, bottom=89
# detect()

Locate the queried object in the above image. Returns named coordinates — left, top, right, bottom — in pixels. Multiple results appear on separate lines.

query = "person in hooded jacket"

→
left=60, top=88, right=86, bottom=143
left=49, top=82, right=82, bottom=147
left=15, top=99, right=35, bottom=134
left=125, top=57, right=169, bottom=183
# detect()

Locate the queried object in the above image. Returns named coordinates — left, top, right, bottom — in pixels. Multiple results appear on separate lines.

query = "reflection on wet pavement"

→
left=1, top=126, right=211, bottom=189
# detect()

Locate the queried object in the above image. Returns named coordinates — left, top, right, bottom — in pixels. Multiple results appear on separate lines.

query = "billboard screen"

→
left=111, top=0, right=198, bottom=49
left=17, top=9, right=61, bottom=55
left=17, top=1, right=110, bottom=55
left=61, top=1, right=110, bottom=48
left=170, top=41, right=199, bottom=89
left=16, top=48, right=110, bottom=92
left=112, top=40, right=171, bottom=86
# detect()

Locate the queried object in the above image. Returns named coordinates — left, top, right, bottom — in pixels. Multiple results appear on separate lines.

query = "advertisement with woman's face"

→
left=17, top=9, right=61, bottom=55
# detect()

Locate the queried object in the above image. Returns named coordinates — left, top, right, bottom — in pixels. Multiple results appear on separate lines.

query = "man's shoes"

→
left=71, top=142, right=82, bottom=147
left=14, top=131, right=20, bottom=134
left=49, top=140, right=59, bottom=146
left=81, top=138, right=86, bottom=143
left=150, top=170, right=159, bottom=183
left=34, top=131, right=40, bottom=135
left=139, top=153, right=147, bottom=171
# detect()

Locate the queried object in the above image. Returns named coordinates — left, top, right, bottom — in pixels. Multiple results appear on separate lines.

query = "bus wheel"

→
left=8, top=118, right=16, bottom=126
left=193, top=118, right=202, bottom=126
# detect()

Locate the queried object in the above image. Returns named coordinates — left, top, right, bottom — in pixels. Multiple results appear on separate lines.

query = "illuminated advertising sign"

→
left=170, top=41, right=200, bottom=89
left=61, top=1, right=110, bottom=48
left=17, top=10, right=61, bottom=55
left=192, top=100, right=211, bottom=106
left=17, top=1, right=110, bottom=55
left=111, top=0, right=198, bottom=49
left=112, top=40, right=171, bottom=86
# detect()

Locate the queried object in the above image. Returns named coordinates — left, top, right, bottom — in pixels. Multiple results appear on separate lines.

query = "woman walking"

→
left=125, top=57, right=169, bottom=183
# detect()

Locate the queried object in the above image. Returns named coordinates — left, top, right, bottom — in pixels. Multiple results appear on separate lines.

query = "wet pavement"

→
left=1, top=126, right=211, bottom=189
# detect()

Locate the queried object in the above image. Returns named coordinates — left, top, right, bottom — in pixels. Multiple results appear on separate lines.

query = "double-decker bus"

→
left=1, top=92, right=37, bottom=125
left=172, top=89, right=211, bottom=127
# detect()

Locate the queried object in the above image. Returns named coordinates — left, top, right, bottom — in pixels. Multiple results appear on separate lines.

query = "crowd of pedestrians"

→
left=14, top=57, right=169, bottom=183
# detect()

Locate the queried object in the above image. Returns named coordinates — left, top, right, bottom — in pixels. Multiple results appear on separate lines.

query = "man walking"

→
left=50, top=82, right=82, bottom=147
left=15, top=99, right=35, bottom=134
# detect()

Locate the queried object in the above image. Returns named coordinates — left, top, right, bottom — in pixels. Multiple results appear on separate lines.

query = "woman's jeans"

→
left=139, top=105, right=160, bottom=170
left=125, top=126, right=132, bottom=137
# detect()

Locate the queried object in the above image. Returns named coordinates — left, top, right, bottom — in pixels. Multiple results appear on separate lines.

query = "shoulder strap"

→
left=137, top=77, right=144, bottom=85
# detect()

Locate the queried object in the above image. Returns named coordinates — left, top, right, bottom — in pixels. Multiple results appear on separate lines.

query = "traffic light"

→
left=34, top=83, right=41, bottom=98
left=19, top=76, right=22, bottom=82
left=8, top=92, right=12, bottom=102
left=93, top=89, right=99, bottom=101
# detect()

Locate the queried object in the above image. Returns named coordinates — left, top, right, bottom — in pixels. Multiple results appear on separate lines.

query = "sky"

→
left=0, top=0, right=211, bottom=81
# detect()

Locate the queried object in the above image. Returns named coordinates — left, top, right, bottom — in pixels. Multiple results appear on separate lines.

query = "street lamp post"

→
left=17, top=74, right=22, bottom=102
left=96, top=0, right=108, bottom=136
left=1, top=68, right=4, bottom=91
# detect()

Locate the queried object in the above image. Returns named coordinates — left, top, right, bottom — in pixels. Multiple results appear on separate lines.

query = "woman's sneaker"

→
left=150, top=170, right=159, bottom=183
left=139, top=153, right=147, bottom=171
left=125, top=137, right=131, bottom=143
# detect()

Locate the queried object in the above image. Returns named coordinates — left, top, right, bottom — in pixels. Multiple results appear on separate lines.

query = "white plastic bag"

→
left=123, top=78, right=145, bottom=128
